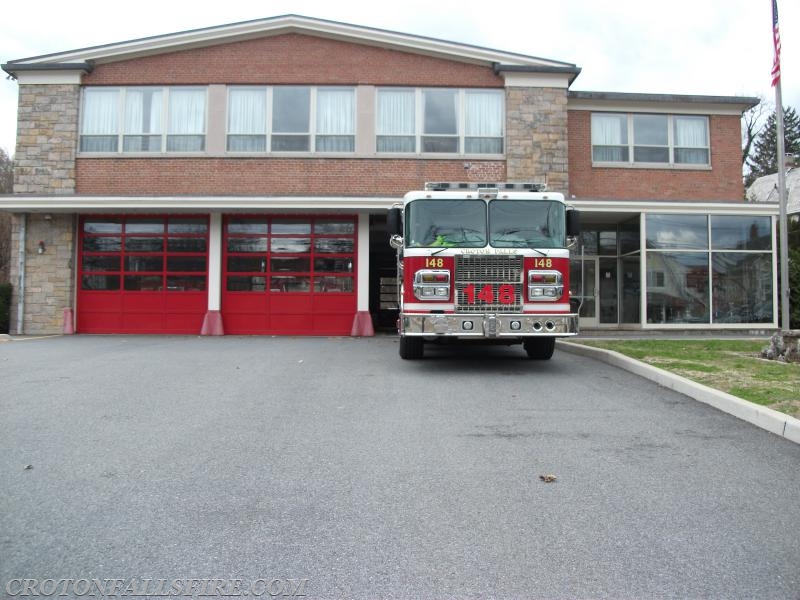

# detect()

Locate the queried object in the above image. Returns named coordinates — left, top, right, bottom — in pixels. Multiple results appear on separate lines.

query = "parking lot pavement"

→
left=1, top=335, right=799, bottom=599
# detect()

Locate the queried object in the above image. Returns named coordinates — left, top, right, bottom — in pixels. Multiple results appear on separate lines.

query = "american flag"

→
left=771, top=0, right=781, bottom=86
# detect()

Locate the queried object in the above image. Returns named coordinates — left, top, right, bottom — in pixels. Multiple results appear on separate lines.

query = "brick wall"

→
left=83, top=33, right=504, bottom=87
left=7, top=214, right=74, bottom=335
left=76, top=159, right=506, bottom=196
left=14, top=84, right=79, bottom=194
left=567, top=110, right=745, bottom=201
left=506, top=87, right=569, bottom=193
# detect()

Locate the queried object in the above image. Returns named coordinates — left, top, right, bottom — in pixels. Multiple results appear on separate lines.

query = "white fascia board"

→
left=0, top=196, right=399, bottom=213
left=14, top=71, right=85, bottom=84
left=569, top=199, right=780, bottom=215
left=502, top=72, right=573, bottom=88
left=568, top=97, right=750, bottom=116
left=14, top=15, right=570, bottom=70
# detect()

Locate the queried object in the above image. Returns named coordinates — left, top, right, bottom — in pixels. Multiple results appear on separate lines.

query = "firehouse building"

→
left=1, top=15, right=779, bottom=336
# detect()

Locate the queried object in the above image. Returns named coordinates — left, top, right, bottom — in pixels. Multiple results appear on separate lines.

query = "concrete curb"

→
left=557, top=340, right=800, bottom=445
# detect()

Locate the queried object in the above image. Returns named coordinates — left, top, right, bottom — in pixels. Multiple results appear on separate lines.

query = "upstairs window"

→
left=377, top=88, right=504, bottom=155
left=376, top=89, right=415, bottom=152
left=227, top=86, right=355, bottom=153
left=591, top=112, right=709, bottom=166
left=80, top=87, right=206, bottom=153
left=272, top=87, right=311, bottom=151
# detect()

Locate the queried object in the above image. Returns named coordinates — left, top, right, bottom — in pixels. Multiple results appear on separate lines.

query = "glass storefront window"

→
left=619, top=218, right=640, bottom=255
left=711, top=216, right=771, bottom=250
left=646, top=214, right=708, bottom=249
left=712, top=253, right=773, bottom=323
left=646, top=252, right=709, bottom=324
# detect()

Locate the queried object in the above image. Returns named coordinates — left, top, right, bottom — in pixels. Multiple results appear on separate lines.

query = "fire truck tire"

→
left=399, top=336, right=424, bottom=359
left=523, top=338, right=555, bottom=360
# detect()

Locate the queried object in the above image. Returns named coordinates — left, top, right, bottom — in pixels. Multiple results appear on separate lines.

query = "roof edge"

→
left=4, top=14, right=576, bottom=71
left=494, top=63, right=582, bottom=85
left=1, top=62, right=93, bottom=79
left=569, top=90, right=760, bottom=109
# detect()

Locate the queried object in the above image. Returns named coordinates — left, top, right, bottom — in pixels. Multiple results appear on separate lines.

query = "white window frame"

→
left=79, top=86, right=208, bottom=154
left=591, top=112, right=710, bottom=168
left=375, top=88, right=505, bottom=157
left=225, top=86, right=356, bottom=154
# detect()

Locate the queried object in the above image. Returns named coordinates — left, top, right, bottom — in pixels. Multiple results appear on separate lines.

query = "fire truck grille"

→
left=455, top=254, right=523, bottom=313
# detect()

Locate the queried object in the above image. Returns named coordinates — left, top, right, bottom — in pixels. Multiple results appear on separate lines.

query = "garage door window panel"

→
left=223, top=216, right=355, bottom=295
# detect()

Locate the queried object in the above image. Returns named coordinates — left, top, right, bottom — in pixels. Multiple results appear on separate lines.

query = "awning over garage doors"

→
left=77, top=215, right=209, bottom=333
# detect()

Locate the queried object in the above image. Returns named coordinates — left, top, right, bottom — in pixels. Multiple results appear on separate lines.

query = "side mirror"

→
left=387, top=207, right=403, bottom=238
left=566, top=209, right=581, bottom=237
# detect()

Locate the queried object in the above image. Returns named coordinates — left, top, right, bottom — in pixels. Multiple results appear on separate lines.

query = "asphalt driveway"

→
left=1, top=335, right=799, bottom=599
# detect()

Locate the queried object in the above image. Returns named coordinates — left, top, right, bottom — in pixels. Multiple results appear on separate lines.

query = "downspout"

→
left=16, top=213, right=26, bottom=335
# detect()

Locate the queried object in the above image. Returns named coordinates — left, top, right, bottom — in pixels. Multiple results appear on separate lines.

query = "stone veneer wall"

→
left=8, top=214, right=75, bottom=335
left=14, top=84, right=80, bottom=194
left=505, top=87, right=569, bottom=193
left=8, top=84, right=79, bottom=334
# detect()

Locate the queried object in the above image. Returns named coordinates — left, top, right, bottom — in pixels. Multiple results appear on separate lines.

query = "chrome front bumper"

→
left=400, top=313, right=579, bottom=338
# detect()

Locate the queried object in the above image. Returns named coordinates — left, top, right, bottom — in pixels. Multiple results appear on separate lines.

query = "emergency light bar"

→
left=424, top=181, right=547, bottom=192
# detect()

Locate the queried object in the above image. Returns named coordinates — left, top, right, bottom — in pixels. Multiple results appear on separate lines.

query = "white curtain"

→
left=82, top=89, right=119, bottom=134
left=167, top=89, right=206, bottom=151
left=228, top=88, right=266, bottom=134
left=377, top=90, right=415, bottom=152
left=316, top=89, right=354, bottom=152
left=125, top=89, right=162, bottom=134
left=465, top=91, right=503, bottom=153
left=168, top=89, right=205, bottom=134
left=228, top=88, right=266, bottom=151
left=465, top=91, right=502, bottom=136
left=592, top=113, right=627, bottom=162
left=674, top=116, right=709, bottom=164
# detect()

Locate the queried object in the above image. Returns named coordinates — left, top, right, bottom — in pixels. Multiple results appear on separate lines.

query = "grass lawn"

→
left=575, top=339, right=800, bottom=418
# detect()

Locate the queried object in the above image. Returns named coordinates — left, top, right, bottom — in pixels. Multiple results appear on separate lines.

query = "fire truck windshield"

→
left=406, top=199, right=487, bottom=248
left=405, top=198, right=567, bottom=250
left=489, top=200, right=566, bottom=249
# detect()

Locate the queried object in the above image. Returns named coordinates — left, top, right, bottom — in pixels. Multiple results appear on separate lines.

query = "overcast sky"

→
left=1, top=0, right=798, bottom=157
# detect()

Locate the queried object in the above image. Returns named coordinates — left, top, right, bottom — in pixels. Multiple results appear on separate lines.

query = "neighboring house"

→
left=0, top=14, right=779, bottom=335
left=747, top=167, right=800, bottom=218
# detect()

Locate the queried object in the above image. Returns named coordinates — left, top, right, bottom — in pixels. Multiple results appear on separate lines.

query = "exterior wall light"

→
left=37, top=240, right=46, bottom=254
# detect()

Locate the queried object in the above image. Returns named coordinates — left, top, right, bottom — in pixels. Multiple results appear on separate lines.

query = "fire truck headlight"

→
left=413, top=269, right=451, bottom=301
left=528, top=269, right=563, bottom=302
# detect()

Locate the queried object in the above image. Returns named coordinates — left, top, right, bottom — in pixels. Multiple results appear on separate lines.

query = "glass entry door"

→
left=570, top=257, right=598, bottom=327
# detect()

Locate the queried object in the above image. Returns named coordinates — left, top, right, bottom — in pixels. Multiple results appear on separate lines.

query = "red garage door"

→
left=222, top=215, right=357, bottom=335
left=77, top=215, right=209, bottom=334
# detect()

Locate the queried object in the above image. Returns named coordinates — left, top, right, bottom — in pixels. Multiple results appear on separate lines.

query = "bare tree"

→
left=742, top=96, right=770, bottom=169
left=0, top=148, right=12, bottom=283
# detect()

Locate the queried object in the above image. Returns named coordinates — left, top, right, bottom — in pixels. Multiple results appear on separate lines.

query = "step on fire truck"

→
left=387, top=182, right=581, bottom=360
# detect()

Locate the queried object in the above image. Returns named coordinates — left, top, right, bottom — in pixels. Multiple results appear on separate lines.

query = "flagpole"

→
left=775, top=87, right=790, bottom=331
left=772, top=0, right=790, bottom=331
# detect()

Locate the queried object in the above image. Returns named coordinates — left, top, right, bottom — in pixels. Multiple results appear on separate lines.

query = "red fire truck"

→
left=387, top=182, right=581, bottom=360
